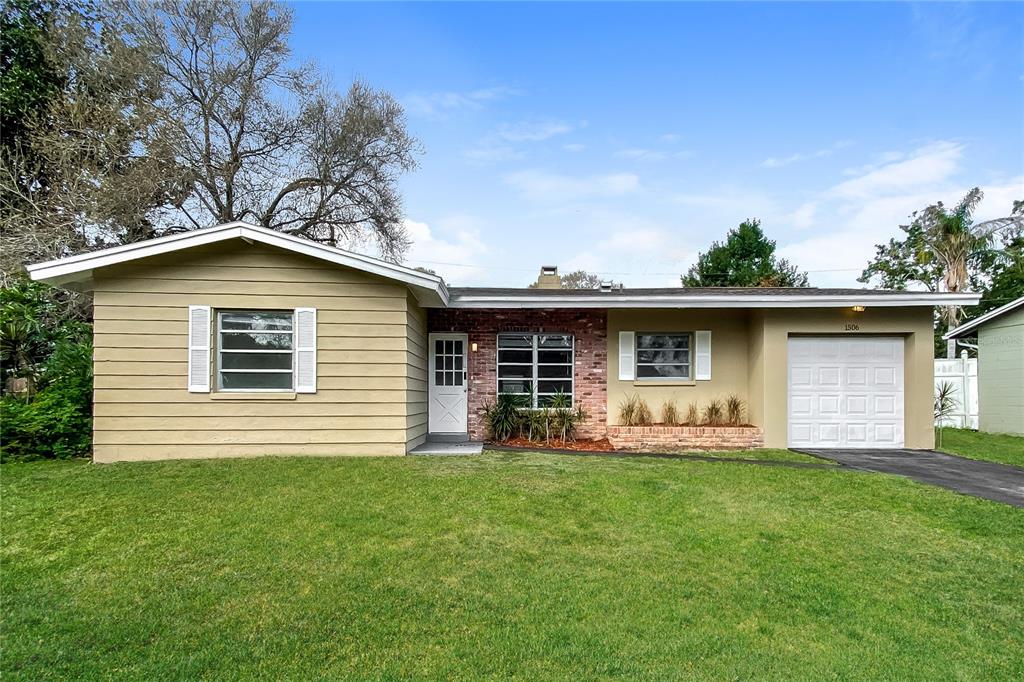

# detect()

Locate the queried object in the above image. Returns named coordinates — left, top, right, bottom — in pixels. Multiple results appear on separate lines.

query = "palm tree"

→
left=919, top=189, right=1022, bottom=327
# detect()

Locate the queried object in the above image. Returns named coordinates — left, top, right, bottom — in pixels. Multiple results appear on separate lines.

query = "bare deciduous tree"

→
left=118, top=0, right=420, bottom=261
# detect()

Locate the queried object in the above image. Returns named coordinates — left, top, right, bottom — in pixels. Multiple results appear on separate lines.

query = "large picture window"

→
left=635, top=333, right=691, bottom=379
left=497, top=333, right=573, bottom=406
left=217, top=310, right=294, bottom=391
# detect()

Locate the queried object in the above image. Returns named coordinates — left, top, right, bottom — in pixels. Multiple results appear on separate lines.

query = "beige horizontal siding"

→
left=93, top=305, right=408, bottom=324
left=406, top=292, right=428, bottom=449
left=94, top=429, right=404, bottom=445
left=94, top=319, right=413, bottom=338
left=94, top=291, right=407, bottom=311
left=95, top=348, right=410, bottom=364
left=95, top=416, right=408, bottom=431
left=95, top=361, right=410, bottom=378
left=94, top=278, right=403, bottom=297
left=94, top=389, right=410, bottom=403
left=91, top=239, right=429, bottom=461
left=94, top=333, right=410, bottom=352
left=94, top=443, right=406, bottom=462
left=95, top=402, right=407, bottom=417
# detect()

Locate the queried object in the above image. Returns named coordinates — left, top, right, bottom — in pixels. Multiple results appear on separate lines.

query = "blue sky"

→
left=290, top=1, right=1024, bottom=288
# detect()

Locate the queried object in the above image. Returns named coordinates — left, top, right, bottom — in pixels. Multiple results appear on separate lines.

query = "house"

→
left=944, top=296, right=1024, bottom=436
left=27, top=222, right=980, bottom=462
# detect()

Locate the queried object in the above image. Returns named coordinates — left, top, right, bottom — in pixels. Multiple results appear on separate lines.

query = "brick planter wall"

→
left=607, top=425, right=764, bottom=451
left=428, top=309, right=607, bottom=440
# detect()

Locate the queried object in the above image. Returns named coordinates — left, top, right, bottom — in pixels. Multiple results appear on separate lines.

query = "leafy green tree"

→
left=859, top=191, right=1022, bottom=353
left=0, top=0, right=67, bottom=155
left=682, top=219, right=809, bottom=287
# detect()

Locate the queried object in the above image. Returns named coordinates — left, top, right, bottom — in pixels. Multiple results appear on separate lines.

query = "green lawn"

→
left=936, top=428, right=1024, bottom=468
left=3, top=454, right=1022, bottom=680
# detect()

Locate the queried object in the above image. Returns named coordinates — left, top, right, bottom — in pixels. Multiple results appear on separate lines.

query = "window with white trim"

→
left=635, top=333, right=691, bottom=380
left=217, top=310, right=295, bottom=391
left=497, top=333, right=573, bottom=406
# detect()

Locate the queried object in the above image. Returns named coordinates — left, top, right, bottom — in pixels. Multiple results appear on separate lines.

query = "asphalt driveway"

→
left=795, top=448, right=1024, bottom=507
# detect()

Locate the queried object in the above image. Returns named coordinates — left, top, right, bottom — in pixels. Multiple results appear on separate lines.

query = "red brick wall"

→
left=427, top=309, right=608, bottom=439
left=607, top=425, right=764, bottom=451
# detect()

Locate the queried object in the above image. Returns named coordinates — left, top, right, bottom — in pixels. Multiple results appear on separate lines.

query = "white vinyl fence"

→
left=934, top=352, right=978, bottom=428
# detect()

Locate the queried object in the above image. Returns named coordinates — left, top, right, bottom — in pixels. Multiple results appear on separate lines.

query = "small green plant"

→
left=934, top=381, right=960, bottom=447
left=702, top=398, right=724, bottom=426
left=685, top=401, right=700, bottom=426
left=482, top=393, right=525, bottom=441
left=661, top=399, right=680, bottom=426
left=725, top=394, right=745, bottom=426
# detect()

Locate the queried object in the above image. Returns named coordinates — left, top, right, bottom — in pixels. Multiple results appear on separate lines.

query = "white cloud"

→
left=785, top=202, right=818, bottom=230
left=761, top=140, right=854, bottom=168
left=660, top=133, right=682, bottom=143
left=830, top=141, right=963, bottom=199
left=495, top=120, right=574, bottom=142
left=563, top=143, right=586, bottom=152
left=504, top=170, right=641, bottom=201
left=776, top=136, right=1021, bottom=288
left=404, top=86, right=522, bottom=119
left=403, top=217, right=489, bottom=285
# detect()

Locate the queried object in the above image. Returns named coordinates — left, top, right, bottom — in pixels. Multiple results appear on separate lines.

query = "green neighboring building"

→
left=946, top=296, right=1024, bottom=436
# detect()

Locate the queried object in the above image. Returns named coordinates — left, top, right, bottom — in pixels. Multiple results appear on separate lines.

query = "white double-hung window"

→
left=217, top=310, right=295, bottom=391
left=635, top=333, right=692, bottom=380
left=496, top=333, right=574, bottom=406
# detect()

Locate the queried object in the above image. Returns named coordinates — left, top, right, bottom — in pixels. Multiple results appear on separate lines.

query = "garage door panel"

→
left=846, top=394, right=868, bottom=415
left=788, top=337, right=904, bottom=448
left=846, top=367, right=868, bottom=386
left=846, top=423, right=868, bottom=443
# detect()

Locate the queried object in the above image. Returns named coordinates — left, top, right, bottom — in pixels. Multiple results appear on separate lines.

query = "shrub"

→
left=684, top=401, right=700, bottom=426
left=0, top=337, right=93, bottom=460
left=661, top=399, right=680, bottom=426
left=702, top=399, right=724, bottom=426
left=725, top=394, right=745, bottom=426
left=482, top=393, right=525, bottom=441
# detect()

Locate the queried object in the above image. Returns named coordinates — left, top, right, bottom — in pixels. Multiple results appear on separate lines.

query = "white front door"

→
left=788, top=336, right=905, bottom=448
left=428, top=333, right=468, bottom=435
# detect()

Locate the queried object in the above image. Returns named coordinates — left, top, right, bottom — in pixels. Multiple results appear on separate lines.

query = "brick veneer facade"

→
left=607, top=425, right=764, bottom=451
left=427, top=309, right=608, bottom=440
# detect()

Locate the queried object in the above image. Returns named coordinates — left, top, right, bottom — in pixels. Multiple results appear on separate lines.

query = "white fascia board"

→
left=448, top=292, right=983, bottom=309
left=944, top=295, right=1024, bottom=339
left=26, top=221, right=448, bottom=305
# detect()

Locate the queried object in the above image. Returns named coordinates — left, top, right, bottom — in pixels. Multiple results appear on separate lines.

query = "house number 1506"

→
left=844, top=323, right=860, bottom=331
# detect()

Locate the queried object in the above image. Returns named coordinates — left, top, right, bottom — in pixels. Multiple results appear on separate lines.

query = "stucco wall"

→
left=607, top=309, right=753, bottom=426
left=977, top=307, right=1024, bottom=435
left=749, top=307, right=936, bottom=449
left=91, top=239, right=426, bottom=462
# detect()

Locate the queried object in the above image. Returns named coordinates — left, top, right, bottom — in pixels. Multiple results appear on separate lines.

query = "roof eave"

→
left=447, top=292, right=983, bottom=309
left=943, top=295, right=1024, bottom=339
left=26, top=222, right=449, bottom=306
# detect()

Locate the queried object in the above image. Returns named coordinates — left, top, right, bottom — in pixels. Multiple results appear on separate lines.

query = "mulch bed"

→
left=492, top=437, right=616, bottom=452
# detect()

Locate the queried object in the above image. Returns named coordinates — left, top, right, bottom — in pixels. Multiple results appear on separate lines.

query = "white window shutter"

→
left=294, top=307, right=317, bottom=393
left=187, top=305, right=211, bottom=393
left=618, top=331, right=635, bottom=380
left=695, top=330, right=712, bottom=381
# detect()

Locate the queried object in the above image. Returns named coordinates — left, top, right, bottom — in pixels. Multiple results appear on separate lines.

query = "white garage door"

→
left=788, top=337, right=904, bottom=448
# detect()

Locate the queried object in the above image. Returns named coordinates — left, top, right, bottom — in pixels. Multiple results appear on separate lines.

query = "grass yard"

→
left=936, top=428, right=1024, bottom=468
left=3, top=453, right=1022, bottom=680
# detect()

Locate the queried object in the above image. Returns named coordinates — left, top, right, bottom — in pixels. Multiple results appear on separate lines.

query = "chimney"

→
left=535, top=265, right=561, bottom=289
